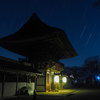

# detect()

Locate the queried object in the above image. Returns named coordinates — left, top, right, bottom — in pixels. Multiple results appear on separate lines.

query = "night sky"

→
left=0, top=0, right=100, bottom=67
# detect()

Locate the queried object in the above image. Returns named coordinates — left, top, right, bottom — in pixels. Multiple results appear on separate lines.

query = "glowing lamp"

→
left=75, top=80, right=77, bottom=83
left=54, top=76, right=59, bottom=83
left=62, top=77, right=67, bottom=83
left=97, top=76, right=100, bottom=80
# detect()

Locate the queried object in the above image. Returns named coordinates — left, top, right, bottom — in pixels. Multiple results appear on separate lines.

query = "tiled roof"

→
left=0, top=56, right=42, bottom=75
left=0, top=13, right=78, bottom=63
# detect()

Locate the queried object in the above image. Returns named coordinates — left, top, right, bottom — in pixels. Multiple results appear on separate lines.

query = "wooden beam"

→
left=16, top=74, right=18, bottom=95
left=44, top=70, right=46, bottom=92
left=35, top=76, right=37, bottom=90
left=2, top=71, right=5, bottom=98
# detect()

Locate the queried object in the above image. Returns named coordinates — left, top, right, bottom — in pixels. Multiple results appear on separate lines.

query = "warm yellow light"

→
left=54, top=76, right=59, bottom=83
left=62, top=77, right=67, bottom=83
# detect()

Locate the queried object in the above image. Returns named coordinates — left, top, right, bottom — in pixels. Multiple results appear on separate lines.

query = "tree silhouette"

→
left=94, top=0, right=100, bottom=8
left=83, top=56, right=99, bottom=75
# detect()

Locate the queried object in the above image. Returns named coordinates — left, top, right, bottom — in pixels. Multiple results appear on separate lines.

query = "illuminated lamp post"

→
left=62, top=77, right=67, bottom=89
left=97, top=76, right=100, bottom=80
left=54, top=75, right=59, bottom=92
left=96, top=76, right=100, bottom=86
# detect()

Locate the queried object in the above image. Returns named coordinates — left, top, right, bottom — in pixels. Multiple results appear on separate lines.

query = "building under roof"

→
left=0, top=13, right=78, bottom=67
left=0, top=56, right=42, bottom=98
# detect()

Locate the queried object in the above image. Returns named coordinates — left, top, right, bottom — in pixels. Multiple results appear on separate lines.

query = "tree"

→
left=83, top=56, right=100, bottom=75
left=94, top=0, right=100, bottom=8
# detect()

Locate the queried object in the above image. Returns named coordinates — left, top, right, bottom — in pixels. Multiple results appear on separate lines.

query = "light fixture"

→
left=62, top=77, right=67, bottom=83
left=97, top=76, right=100, bottom=80
left=54, top=75, right=59, bottom=83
